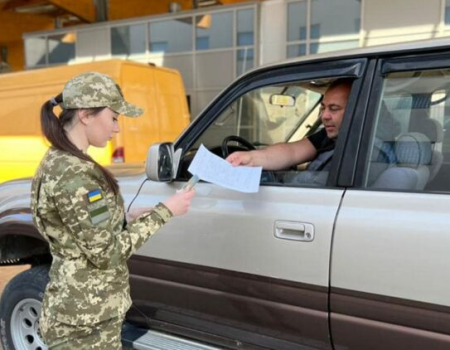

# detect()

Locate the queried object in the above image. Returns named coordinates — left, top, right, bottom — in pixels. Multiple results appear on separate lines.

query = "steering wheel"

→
left=221, top=135, right=256, bottom=158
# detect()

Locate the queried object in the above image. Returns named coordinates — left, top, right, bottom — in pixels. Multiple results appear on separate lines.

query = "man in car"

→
left=226, top=79, right=352, bottom=184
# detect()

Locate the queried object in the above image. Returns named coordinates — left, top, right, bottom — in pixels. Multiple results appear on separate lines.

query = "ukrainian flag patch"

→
left=85, top=189, right=110, bottom=225
left=87, top=189, right=102, bottom=203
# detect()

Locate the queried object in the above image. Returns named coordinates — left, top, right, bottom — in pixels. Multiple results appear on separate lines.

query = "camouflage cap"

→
left=61, top=72, right=143, bottom=117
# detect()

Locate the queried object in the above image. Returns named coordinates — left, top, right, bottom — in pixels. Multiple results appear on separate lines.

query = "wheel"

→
left=221, top=135, right=256, bottom=158
left=0, top=265, right=49, bottom=350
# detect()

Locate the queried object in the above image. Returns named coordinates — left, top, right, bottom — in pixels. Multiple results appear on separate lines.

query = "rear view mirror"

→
left=146, top=143, right=182, bottom=181
left=269, top=94, right=296, bottom=107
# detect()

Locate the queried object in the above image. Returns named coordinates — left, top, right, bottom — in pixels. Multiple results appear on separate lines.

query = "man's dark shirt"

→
left=306, top=129, right=336, bottom=176
left=307, top=128, right=335, bottom=153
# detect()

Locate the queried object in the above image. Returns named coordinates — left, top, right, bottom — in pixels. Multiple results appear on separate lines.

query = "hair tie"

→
left=50, top=97, right=58, bottom=106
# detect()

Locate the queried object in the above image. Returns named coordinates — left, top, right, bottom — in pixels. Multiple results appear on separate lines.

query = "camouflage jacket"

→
left=31, top=147, right=172, bottom=325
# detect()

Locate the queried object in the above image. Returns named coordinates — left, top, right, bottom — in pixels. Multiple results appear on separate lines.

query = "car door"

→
left=331, top=52, right=450, bottom=349
left=128, top=58, right=368, bottom=350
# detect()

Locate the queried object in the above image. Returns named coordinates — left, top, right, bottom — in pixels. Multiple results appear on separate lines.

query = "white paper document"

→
left=188, top=144, right=262, bottom=193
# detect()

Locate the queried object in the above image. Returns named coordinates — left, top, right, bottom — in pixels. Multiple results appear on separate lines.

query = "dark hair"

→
left=40, top=93, right=119, bottom=195
left=327, top=78, right=353, bottom=93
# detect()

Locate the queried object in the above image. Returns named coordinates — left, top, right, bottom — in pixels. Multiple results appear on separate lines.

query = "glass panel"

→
left=310, top=40, right=359, bottom=54
left=160, top=55, right=195, bottom=89
left=287, top=44, right=307, bottom=58
left=364, top=69, right=449, bottom=193
left=195, top=50, right=234, bottom=88
left=287, top=1, right=307, bottom=42
left=196, top=12, right=233, bottom=50
left=236, top=48, right=254, bottom=76
left=237, top=9, right=254, bottom=46
left=48, top=33, right=76, bottom=64
left=76, top=28, right=109, bottom=59
left=25, top=37, right=47, bottom=66
left=446, top=0, right=450, bottom=25
left=149, top=18, right=193, bottom=53
left=111, top=24, right=146, bottom=56
left=311, top=0, right=360, bottom=39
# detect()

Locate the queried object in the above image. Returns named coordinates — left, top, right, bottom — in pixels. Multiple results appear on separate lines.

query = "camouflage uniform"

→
left=30, top=72, right=170, bottom=349
left=31, top=148, right=172, bottom=348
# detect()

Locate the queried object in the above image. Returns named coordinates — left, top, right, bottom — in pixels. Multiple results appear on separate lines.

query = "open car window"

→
left=177, top=79, right=344, bottom=187
left=194, top=83, right=322, bottom=150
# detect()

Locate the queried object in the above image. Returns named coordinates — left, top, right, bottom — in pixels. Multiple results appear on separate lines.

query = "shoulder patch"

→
left=89, top=205, right=110, bottom=225
left=87, top=189, right=103, bottom=203
left=85, top=189, right=110, bottom=225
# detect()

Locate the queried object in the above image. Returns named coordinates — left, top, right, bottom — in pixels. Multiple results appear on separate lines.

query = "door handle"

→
left=274, top=220, right=315, bottom=242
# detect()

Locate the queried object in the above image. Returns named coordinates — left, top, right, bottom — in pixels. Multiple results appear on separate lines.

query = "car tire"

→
left=0, top=265, right=49, bottom=350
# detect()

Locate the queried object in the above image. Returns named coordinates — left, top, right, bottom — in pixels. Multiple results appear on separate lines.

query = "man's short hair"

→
left=327, top=78, right=353, bottom=92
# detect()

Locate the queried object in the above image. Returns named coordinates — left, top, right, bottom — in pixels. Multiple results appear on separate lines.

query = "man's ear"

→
left=78, top=110, right=91, bottom=125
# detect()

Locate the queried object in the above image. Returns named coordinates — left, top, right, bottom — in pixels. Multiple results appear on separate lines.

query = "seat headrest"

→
left=395, top=132, right=432, bottom=168
left=376, top=103, right=401, bottom=141
left=410, top=118, right=443, bottom=143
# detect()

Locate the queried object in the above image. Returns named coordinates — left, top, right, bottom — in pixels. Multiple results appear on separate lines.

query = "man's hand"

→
left=226, top=151, right=255, bottom=166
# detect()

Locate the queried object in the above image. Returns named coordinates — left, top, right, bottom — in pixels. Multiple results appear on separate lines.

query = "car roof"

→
left=252, top=37, right=450, bottom=74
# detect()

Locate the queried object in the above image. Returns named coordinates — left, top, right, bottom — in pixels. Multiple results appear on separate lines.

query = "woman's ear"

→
left=77, top=109, right=91, bottom=126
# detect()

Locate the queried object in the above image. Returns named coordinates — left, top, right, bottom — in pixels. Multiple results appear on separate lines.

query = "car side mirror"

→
left=146, top=143, right=182, bottom=181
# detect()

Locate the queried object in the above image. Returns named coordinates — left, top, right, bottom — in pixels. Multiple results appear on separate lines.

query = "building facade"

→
left=22, top=0, right=450, bottom=117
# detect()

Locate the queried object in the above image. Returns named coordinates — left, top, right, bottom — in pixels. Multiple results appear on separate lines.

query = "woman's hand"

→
left=126, top=207, right=153, bottom=222
left=163, top=189, right=196, bottom=216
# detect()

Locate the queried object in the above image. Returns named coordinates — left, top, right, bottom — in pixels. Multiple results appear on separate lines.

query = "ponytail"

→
left=40, top=93, right=119, bottom=195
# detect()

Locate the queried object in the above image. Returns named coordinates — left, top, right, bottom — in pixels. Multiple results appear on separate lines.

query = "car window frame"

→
left=351, top=50, right=450, bottom=191
left=176, top=57, right=369, bottom=188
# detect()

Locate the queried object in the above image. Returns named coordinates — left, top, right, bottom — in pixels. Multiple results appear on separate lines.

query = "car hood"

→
left=106, top=162, right=145, bottom=178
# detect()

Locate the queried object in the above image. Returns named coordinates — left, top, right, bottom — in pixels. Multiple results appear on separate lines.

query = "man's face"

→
left=320, top=84, right=351, bottom=140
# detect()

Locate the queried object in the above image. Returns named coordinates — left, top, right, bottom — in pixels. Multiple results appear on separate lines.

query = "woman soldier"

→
left=31, top=72, right=195, bottom=349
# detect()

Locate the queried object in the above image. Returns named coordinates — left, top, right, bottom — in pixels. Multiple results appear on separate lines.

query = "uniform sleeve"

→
left=52, top=171, right=172, bottom=270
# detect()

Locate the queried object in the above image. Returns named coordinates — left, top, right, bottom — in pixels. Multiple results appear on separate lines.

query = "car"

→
left=1, top=37, right=450, bottom=350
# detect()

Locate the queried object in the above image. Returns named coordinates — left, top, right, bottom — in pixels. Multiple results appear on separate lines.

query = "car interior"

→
left=177, top=79, right=331, bottom=185
left=176, top=70, right=450, bottom=193
left=367, top=68, right=450, bottom=193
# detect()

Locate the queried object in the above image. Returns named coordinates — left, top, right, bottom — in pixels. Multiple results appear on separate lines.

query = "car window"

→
left=177, top=78, right=350, bottom=188
left=363, top=69, right=450, bottom=192
left=197, top=84, right=322, bottom=147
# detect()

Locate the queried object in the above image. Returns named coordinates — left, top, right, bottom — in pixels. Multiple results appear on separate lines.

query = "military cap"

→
left=61, top=72, right=143, bottom=117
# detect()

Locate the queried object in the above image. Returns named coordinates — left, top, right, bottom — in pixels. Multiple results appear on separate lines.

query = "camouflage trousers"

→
left=39, top=308, right=124, bottom=349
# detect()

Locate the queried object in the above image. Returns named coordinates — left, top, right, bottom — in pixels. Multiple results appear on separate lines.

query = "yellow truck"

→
left=0, top=60, right=190, bottom=183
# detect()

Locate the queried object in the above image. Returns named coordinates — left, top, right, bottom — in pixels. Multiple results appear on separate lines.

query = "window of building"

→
left=287, top=1, right=307, bottom=43
left=111, top=24, right=146, bottom=57
left=22, top=4, right=257, bottom=118
left=149, top=18, right=193, bottom=54
left=236, top=9, right=255, bottom=76
left=445, top=0, right=450, bottom=26
left=237, top=9, right=254, bottom=46
left=25, top=36, right=48, bottom=67
left=150, top=41, right=168, bottom=53
left=195, top=12, right=233, bottom=51
left=287, top=0, right=361, bottom=58
left=311, top=0, right=360, bottom=38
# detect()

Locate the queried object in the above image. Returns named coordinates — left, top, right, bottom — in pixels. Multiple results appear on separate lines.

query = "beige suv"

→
left=1, top=38, right=450, bottom=350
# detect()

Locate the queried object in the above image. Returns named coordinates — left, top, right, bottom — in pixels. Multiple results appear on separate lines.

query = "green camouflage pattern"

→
left=31, top=147, right=172, bottom=330
left=61, top=72, right=143, bottom=117
left=39, top=308, right=123, bottom=349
